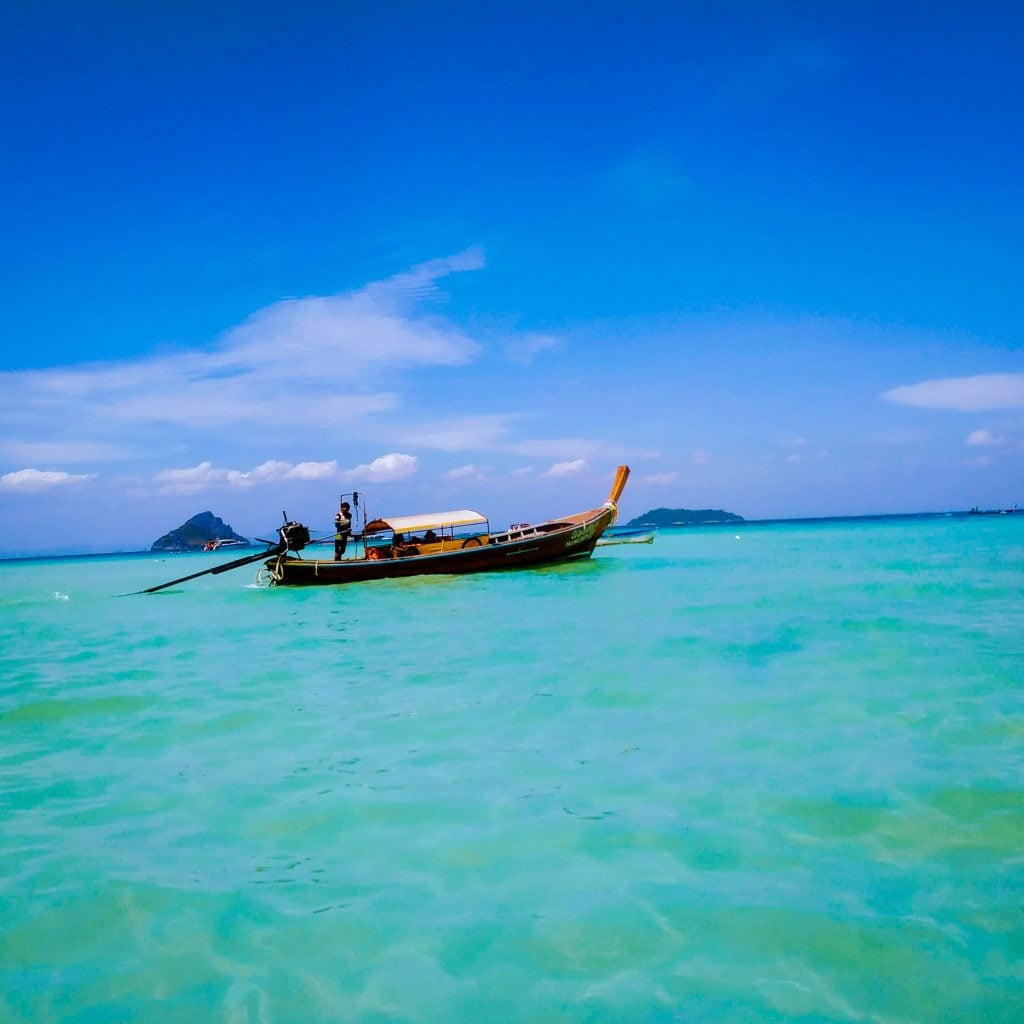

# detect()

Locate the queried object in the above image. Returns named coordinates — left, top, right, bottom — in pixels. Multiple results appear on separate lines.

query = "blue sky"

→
left=1, top=3, right=1022, bottom=555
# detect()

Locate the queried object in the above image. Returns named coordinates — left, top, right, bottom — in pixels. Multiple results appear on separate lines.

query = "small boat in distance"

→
left=202, top=538, right=247, bottom=551
left=596, top=526, right=655, bottom=546
left=260, top=465, right=631, bottom=587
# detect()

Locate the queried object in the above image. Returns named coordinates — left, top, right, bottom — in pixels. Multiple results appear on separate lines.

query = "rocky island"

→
left=626, top=507, right=744, bottom=528
left=150, top=511, right=250, bottom=552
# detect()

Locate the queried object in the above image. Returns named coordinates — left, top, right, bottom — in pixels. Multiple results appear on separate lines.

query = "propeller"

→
left=135, top=514, right=310, bottom=594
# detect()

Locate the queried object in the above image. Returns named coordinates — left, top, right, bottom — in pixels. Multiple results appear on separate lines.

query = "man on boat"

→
left=334, top=502, right=352, bottom=560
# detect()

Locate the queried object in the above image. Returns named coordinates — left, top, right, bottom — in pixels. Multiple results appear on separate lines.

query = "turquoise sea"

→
left=2, top=516, right=1023, bottom=1023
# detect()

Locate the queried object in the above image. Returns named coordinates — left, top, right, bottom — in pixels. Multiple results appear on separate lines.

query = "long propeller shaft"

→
left=136, top=545, right=281, bottom=595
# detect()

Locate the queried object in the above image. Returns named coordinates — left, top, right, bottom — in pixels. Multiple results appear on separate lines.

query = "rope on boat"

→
left=253, top=566, right=274, bottom=588
left=265, top=552, right=286, bottom=584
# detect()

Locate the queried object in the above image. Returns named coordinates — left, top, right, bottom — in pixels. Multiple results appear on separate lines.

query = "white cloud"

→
left=153, top=459, right=342, bottom=494
left=287, top=460, right=341, bottom=480
left=227, top=461, right=296, bottom=486
left=153, top=462, right=229, bottom=494
left=226, top=460, right=340, bottom=486
left=0, top=252, right=483, bottom=445
left=393, top=419, right=641, bottom=462
left=690, top=450, right=711, bottom=466
left=365, top=248, right=485, bottom=303
left=542, top=459, right=586, bottom=477
left=395, top=415, right=518, bottom=452
left=446, top=464, right=480, bottom=479
left=505, top=332, right=561, bottom=364
left=784, top=447, right=829, bottom=463
left=883, top=373, right=1024, bottom=412
left=345, top=453, right=419, bottom=483
left=0, top=468, right=94, bottom=491
left=641, top=472, right=679, bottom=485
left=966, top=430, right=1000, bottom=447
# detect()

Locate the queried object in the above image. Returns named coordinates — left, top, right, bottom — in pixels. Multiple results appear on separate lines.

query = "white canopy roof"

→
left=373, top=509, right=488, bottom=534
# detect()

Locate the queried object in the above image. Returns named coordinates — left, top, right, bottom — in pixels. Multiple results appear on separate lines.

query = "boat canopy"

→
left=365, top=509, right=488, bottom=534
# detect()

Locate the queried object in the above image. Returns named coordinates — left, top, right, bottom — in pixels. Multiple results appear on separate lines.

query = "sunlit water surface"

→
left=2, top=517, right=1022, bottom=1022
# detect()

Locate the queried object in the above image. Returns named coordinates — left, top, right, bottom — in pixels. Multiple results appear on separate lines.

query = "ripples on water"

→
left=1, top=518, right=1022, bottom=1022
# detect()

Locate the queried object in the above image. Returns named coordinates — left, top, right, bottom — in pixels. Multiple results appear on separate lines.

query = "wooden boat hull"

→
left=265, top=504, right=616, bottom=587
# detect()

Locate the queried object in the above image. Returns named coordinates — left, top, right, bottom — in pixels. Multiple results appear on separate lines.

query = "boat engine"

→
left=277, top=519, right=311, bottom=553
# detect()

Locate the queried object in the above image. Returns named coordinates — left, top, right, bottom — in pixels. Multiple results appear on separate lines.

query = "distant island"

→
left=151, top=511, right=250, bottom=552
left=626, top=507, right=745, bottom=528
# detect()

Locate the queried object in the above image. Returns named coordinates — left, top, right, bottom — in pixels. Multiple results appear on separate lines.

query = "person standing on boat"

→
left=334, top=502, right=352, bottom=560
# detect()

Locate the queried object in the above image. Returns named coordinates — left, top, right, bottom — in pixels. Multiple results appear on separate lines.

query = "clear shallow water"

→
left=2, top=517, right=1023, bottom=1023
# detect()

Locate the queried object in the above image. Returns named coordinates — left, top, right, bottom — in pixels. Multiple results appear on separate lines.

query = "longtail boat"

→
left=259, top=464, right=630, bottom=587
left=138, top=466, right=629, bottom=594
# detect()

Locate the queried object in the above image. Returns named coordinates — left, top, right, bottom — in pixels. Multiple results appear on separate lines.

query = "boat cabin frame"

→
left=362, top=509, right=492, bottom=560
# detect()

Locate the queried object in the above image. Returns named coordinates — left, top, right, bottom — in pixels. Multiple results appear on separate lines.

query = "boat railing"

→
left=490, top=523, right=554, bottom=545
